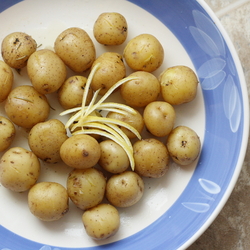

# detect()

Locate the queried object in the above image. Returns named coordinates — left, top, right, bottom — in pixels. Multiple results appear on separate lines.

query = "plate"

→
left=0, top=0, right=248, bottom=249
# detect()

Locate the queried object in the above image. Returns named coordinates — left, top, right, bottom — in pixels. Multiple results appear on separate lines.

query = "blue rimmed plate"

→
left=0, top=0, right=248, bottom=249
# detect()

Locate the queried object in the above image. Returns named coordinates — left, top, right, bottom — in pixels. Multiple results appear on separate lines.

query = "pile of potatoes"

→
left=0, top=12, right=201, bottom=240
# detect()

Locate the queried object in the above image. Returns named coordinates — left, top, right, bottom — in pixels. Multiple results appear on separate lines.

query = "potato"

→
left=54, top=27, right=96, bottom=72
left=143, top=101, right=175, bottom=137
left=82, top=203, right=120, bottom=240
left=58, top=75, right=93, bottom=109
left=106, top=109, right=144, bottom=139
left=67, top=168, right=106, bottom=210
left=4, top=85, right=50, bottom=129
left=28, top=119, right=68, bottom=163
left=159, top=65, right=199, bottom=105
left=0, top=116, right=15, bottom=152
left=0, top=147, right=40, bottom=192
left=1, top=32, right=37, bottom=69
left=133, top=138, right=169, bottom=178
left=98, top=139, right=129, bottom=174
left=60, top=134, right=101, bottom=169
left=28, top=182, right=69, bottom=221
left=27, top=49, right=67, bottom=94
left=123, top=33, right=164, bottom=72
left=93, top=12, right=128, bottom=45
left=106, top=171, right=144, bottom=207
left=0, top=60, right=13, bottom=103
left=90, top=52, right=126, bottom=95
left=120, top=71, right=160, bottom=107
left=166, top=126, right=201, bottom=166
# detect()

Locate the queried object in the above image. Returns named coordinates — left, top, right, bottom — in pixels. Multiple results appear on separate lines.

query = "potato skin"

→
left=67, top=168, right=106, bottom=210
left=60, top=134, right=101, bottom=169
left=143, top=101, right=175, bottom=137
left=4, top=85, right=50, bottom=129
left=0, top=60, right=13, bottom=103
left=123, top=33, right=164, bottom=72
left=28, top=182, right=69, bottom=221
left=90, top=52, right=126, bottom=96
left=159, top=65, right=199, bottom=105
left=58, top=75, right=93, bottom=110
left=0, top=116, right=15, bottom=152
left=120, top=71, right=160, bottom=107
left=166, top=126, right=201, bottom=166
left=133, top=138, right=169, bottom=178
left=93, top=12, right=128, bottom=45
left=54, top=27, right=96, bottom=72
left=1, top=32, right=37, bottom=69
left=98, top=139, right=129, bottom=174
left=82, top=203, right=120, bottom=240
left=0, top=147, right=40, bottom=192
left=27, top=49, right=67, bottom=94
left=106, top=171, right=144, bottom=207
left=28, top=119, right=68, bottom=163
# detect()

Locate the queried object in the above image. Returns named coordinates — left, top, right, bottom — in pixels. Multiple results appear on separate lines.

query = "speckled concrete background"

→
left=188, top=0, right=250, bottom=249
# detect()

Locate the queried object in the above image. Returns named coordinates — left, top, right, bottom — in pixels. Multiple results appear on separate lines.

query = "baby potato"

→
left=1, top=32, right=37, bottom=69
left=4, top=85, right=50, bottom=129
left=159, top=65, right=199, bottom=105
left=106, top=171, right=144, bottom=207
left=54, top=27, right=96, bottom=73
left=93, top=12, right=128, bottom=45
left=28, top=182, right=69, bottom=221
left=0, top=60, right=13, bottom=103
left=0, top=116, right=15, bottom=152
left=106, top=109, right=144, bottom=139
left=28, top=119, right=68, bottom=163
left=82, top=203, right=120, bottom=240
left=166, top=126, right=201, bottom=166
left=90, top=52, right=126, bottom=95
left=98, top=139, right=129, bottom=174
left=120, top=71, right=160, bottom=107
left=143, top=101, right=175, bottom=137
left=123, top=33, right=164, bottom=72
left=67, top=168, right=106, bottom=210
left=60, top=134, right=101, bottom=169
left=58, top=75, right=93, bottom=110
left=0, top=147, right=40, bottom=192
left=133, top=138, right=169, bottom=178
left=27, top=49, right=67, bottom=94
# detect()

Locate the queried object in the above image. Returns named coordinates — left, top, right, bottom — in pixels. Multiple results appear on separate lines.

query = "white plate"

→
left=0, top=0, right=248, bottom=249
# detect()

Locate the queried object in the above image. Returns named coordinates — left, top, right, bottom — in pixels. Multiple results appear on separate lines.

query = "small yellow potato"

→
left=159, top=65, right=199, bottom=105
left=123, top=33, right=164, bottom=72
left=60, top=134, right=101, bottom=169
left=27, top=49, right=67, bottom=94
left=1, top=32, right=37, bottom=69
left=120, top=71, right=160, bottom=107
left=28, top=182, right=69, bottom=221
left=28, top=119, right=68, bottom=163
left=143, top=101, right=175, bottom=137
left=106, top=109, right=144, bottom=139
left=93, top=12, right=128, bottom=45
left=82, top=203, right=120, bottom=240
left=4, top=85, right=50, bottom=129
left=67, top=168, right=106, bottom=210
left=90, top=52, right=126, bottom=95
left=58, top=75, right=93, bottom=110
left=0, top=60, right=13, bottom=103
left=98, top=139, right=129, bottom=174
left=0, top=116, right=15, bottom=152
left=106, top=171, right=144, bottom=207
left=133, top=138, right=169, bottom=178
left=54, top=27, right=96, bottom=72
left=166, top=126, right=201, bottom=166
left=0, top=147, right=40, bottom=192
